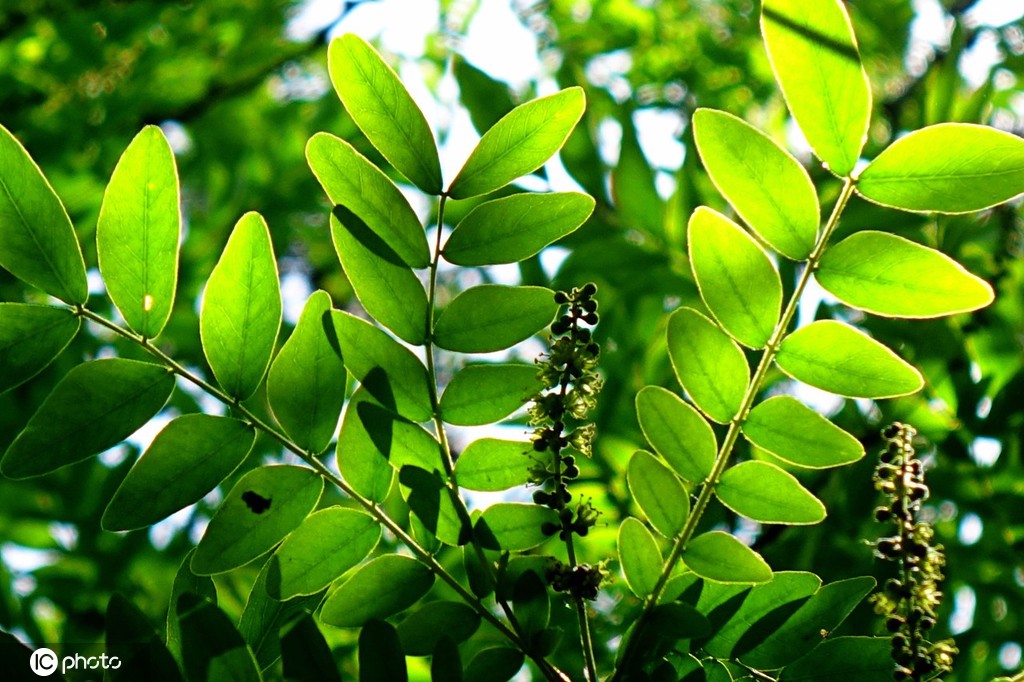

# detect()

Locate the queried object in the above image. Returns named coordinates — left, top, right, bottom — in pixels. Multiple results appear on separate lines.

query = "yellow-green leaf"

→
left=667, top=307, right=749, bottom=424
left=716, top=461, right=826, bottom=525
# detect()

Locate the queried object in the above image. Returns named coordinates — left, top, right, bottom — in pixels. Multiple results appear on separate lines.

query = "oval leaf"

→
left=618, top=517, right=662, bottom=598
left=431, top=635, right=463, bottom=682
left=331, top=206, right=427, bottom=345
left=817, top=231, right=994, bottom=317
left=464, top=647, right=525, bottom=682
left=103, top=414, right=256, bottom=531
left=280, top=614, right=342, bottom=682
left=267, top=291, right=347, bottom=454
left=448, top=88, right=586, bottom=199
left=761, top=0, right=871, bottom=176
left=440, top=363, right=537, bottom=426
left=443, top=192, right=595, bottom=266
left=627, top=450, right=689, bottom=538
left=307, top=132, right=430, bottom=267
left=857, top=123, right=1024, bottom=213
left=476, top=503, right=557, bottom=551
left=717, top=461, right=826, bottom=525
left=106, top=593, right=183, bottom=682
left=359, top=619, right=407, bottom=682
left=399, top=465, right=467, bottom=547
left=336, top=389, right=396, bottom=503
left=97, top=125, right=181, bottom=339
left=512, top=570, right=550, bottom=634
left=455, top=439, right=531, bottom=492
left=200, top=211, right=281, bottom=401
left=434, top=285, right=557, bottom=354
left=636, top=386, right=716, bottom=483
left=331, top=310, right=432, bottom=421
left=396, top=601, right=481, bottom=656
left=238, top=558, right=322, bottom=669
left=329, top=34, right=442, bottom=194
left=1, top=358, right=174, bottom=479
left=321, top=555, right=435, bottom=628
left=778, top=636, right=893, bottom=682
left=177, top=594, right=261, bottom=682
left=776, top=320, right=923, bottom=399
left=667, top=307, right=749, bottom=424
left=192, top=465, right=323, bottom=575
left=0, top=123, right=88, bottom=303
left=692, top=111, right=818, bottom=260
left=688, top=207, right=782, bottom=347
left=743, top=396, right=864, bottom=469
left=683, top=531, right=772, bottom=584
left=267, top=507, right=381, bottom=600
left=0, top=303, right=79, bottom=394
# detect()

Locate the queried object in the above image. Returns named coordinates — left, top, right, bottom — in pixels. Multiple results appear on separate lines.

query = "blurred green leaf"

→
left=106, top=593, right=183, bottom=682
left=453, top=56, right=516, bottom=136
left=430, top=636, right=463, bottom=682
left=396, top=601, right=481, bottom=655
left=618, top=517, right=662, bottom=598
left=280, top=614, right=342, bottom=682
left=512, top=569, right=550, bottom=635
left=464, top=647, right=524, bottom=682
left=778, top=636, right=893, bottom=681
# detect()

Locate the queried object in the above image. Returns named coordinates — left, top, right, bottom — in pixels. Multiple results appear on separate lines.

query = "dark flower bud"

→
left=581, top=282, right=597, bottom=297
left=553, top=291, right=569, bottom=304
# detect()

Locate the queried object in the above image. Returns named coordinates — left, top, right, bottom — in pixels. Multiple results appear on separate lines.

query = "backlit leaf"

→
left=817, top=231, right=994, bottom=317
left=166, top=549, right=216, bottom=668
left=455, top=439, right=531, bottom=492
left=627, top=450, right=689, bottom=538
left=743, top=396, right=864, bottom=469
left=0, top=303, right=79, bottom=395
left=776, top=321, right=923, bottom=398
left=636, top=386, right=717, bottom=484
left=177, top=594, right=261, bottom=682
left=200, top=211, right=281, bottom=401
left=692, top=110, right=818, bottom=260
left=716, top=461, right=826, bottom=525
left=329, top=34, right=442, bottom=194
left=453, top=55, right=515, bottom=136
left=97, top=125, right=181, bottom=339
left=336, top=388, right=396, bottom=503
left=464, top=648, right=524, bottom=682
left=359, top=620, right=407, bottom=682
left=667, top=307, right=749, bottom=424
left=434, top=285, right=556, bottom=353
left=192, top=465, right=323, bottom=575
left=103, top=414, right=255, bottom=531
left=476, top=503, right=557, bottom=551
left=618, top=517, right=662, bottom=598
left=321, top=555, right=434, bottom=628
left=512, top=570, right=549, bottom=634
left=399, top=465, right=467, bottom=546
left=683, top=531, right=772, bottom=584
left=439, top=363, right=537, bottom=426
left=396, top=601, right=480, bottom=655
left=238, top=558, right=322, bottom=670
left=448, top=88, right=585, bottom=199
left=1, top=358, right=174, bottom=479
left=105, top=593, right=182, bottom=682
left=778, top=636, right=893, bottom=681
left=280, top=614, right=343, bottom=682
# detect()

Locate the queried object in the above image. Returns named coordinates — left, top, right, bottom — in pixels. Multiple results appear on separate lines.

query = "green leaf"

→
left=431, top=636, right=463, bottom=682
left=667, top=307, right=749, bottom=424
left=618, top=517, right=662, bottom=598
left=716, top=461, right=826, bottom=525
left=200, top=211, right=281, bottom=401
left=434, top=285, right=557, bottom=353
left=306, top=132, right=430, bottom=268
left=321, top=555, right=434, bottom=628
left=280, top=614, right=343, bottom=682
left=775, top=321, right=923, bottom=398
left=817, top=231, right=994, bottom=317
left=399, top=465, right=467, bottom=546
left=267, top=507, right=381, bottom=600
left=267, top=291, right=347, bottom=454
left=453, top=56, right=516, bottom=137
left=331, top=310, right=433, bottom=421
left=476, top=503, right=557, bottom=551
left=328, top=34, right=442, bottom=195
left=440, top=363, right=537, bottom=426
left=103, top=414, right=256, bottom=531
left=166, top=549, right=216, bottom=668
left=512, top=570, right=549, bottom=634
left=611, top=112, right=664, bottom=236
left=464, top=648, right=524, bottom=682
left=106, top=593, right=183, bottom=682
left=856, top=123, right=1024, bottom=213
left=691, top=111, right=818, bottom=260
left=740, top=576, right=876, bottom=669
left=646, top=603, right=711, bottom=640
left=1, top=358, right=174, bottom=479
left=778, top=636, right=893, bottom=682
left=192, top=465, right=323, bottom=575
left=627, top=450, right=689, bottom=538
left=0, top=123, right=88, bottom=303
left=443, top=192, right=595, bottom=266
left=0, top=303, right=79, bottom=394
left=455, top=439, right=530, bottom=492
left=761, top=0, right=871, bottom=176
left=742, top=396, right=864, bottom=469
left=396, top=601, right=481, bottom=656
left=636, top=387, right=717, bottom=483
left=177, top=593, right=261, bottom=682
left=448, top=88, right=586, bottom=199
left=97, top=125, right=181, bottom=339
left=238, top=557, right=322, bottom=670
left=688, top=207, right=782, bottom=347
left=683, top=531, right=772, bottom=584
left=359, top=620, right=407, bottom=682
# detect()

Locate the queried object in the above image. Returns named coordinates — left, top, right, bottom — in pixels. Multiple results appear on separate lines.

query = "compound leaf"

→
left=667, top=307, right=749, bottom=424
left=683, top=531, right=772, bottom=584
left=627, top=450, right=689, bottom=538
left=455, top=439, right=531, bottom=492
left=636, top=386, right=716, bottom=483
left=476, top=503, right=557, bottom=551
left=618, top=517, right=662, bottom=598
left=716, top=461, right=826, bottom=525
left=743, top=396, right=864, bottom=469
left=0, top=303, right=79, bottom=395
left=434, top=285, right=556, bottom=354
left=321, top=555, right=434, bottom=628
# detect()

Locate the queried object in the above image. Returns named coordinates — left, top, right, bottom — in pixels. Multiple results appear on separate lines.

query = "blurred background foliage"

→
left=0, top=0, right=1022, bottom=679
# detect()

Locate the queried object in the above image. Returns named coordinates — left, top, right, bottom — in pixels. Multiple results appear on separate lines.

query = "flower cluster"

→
left=870, top=422, right=957, bottom=681
left=546, top=559, right=610, bottom=601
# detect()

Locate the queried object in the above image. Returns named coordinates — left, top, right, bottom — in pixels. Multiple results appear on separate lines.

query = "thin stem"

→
left=607, top=178, right=857, bottom=681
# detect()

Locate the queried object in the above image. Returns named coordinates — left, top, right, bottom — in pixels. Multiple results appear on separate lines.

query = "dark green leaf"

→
left=97, top=125, right=181, bottom=338
left=280, top=614, right=342, bottom=682
left=166, top=549, right=216, bottom=668
left=775, top=321, right=923, bottom=398
left=636, top=386, right=717, bottom=482
left=307, top=132, right=430, bottom=268
left=742, top=396, right=864, bottom=469
left=683, top=531, right=772, bottom=584
left=453, top=56, right=516, bottom=136
left=328, top=34, right=442, bottom=194
left=1, top=358, right=174, bottom=479
left=448, top=88, right=586, bottom=199
left=440, top=363, right=538, bottom=426
left=455, top=439, right=531, bottom=492
left=359, top=620, right=407, bottom=682
left=0, top=123, right=87, bottom=303
left=335, top=389, right=398, bottom=503
left=778, top=636, right=893, bottom=681
left=464, top=648, right=525, bottom=682
left=430, top=636, right=463, bottom=682
left=443, top=192, right=594, bottom=266
left=200, top=211, right=281, bottom=401
left=192, top=465, right=323, bottom=575
left=647, top=603, right=711, bottom=640
left=177, top=593, right=261, bottom=682
left=627, top=450, right=689, bottom=537
left=434, top=285, right=557, bottom=353
left=399, top=465, right=467, bottom=546
left=611, top=111, right=663, bottom=236
left=103, top=414, right=255, bottom=531
left=396, top=601, right=481, bottom=655
left=618, top=517, right=662, bottom=598
left=106, top=593, right=183, bottom=682
left=512, top=570, right=550, bottom=635
left=267, top=291, right=346, bottom=454
left=0, top=303, right=79, bottom=395
left=238, top=557, right=322, bottom=671
left=716, top=461, right=826, bottom=525
left=667, top=307, right=749, bottom=424
left=321, top=555, right=434, bottom=628
left=476, top=503, right=557, bottom=551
